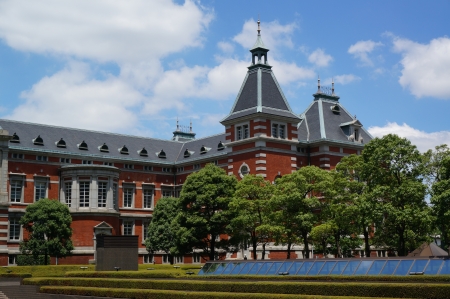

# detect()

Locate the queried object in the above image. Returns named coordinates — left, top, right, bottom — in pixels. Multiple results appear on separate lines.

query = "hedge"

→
left=64, top=270, right=450, bottom=283
left=39, top=286, right=408, bottom=299
left=16, top=255, right=50, bottom=266
left=0, top=273, right=32, bottom=278
left=26, top=277, right=450, bottom=299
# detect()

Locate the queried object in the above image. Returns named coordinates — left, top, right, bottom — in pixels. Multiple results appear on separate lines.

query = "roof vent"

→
left=158, top=149, right=166, bottom=159
left=331, top=105, right=340, bottom=114
left=139, top=147, right=148, bottom=157
left=78, top=140, right=88, bottom=150
left=184, top=149, right=191, bottom=158
left=200, top=145, right=208, bottom=154
left=119, top=145, right=129, bottom=155
left=56, top=138, right=66, bottom=148
left=11, top=133, right=20, bottom=143
left=218, top=141, right=225, bottom=151
left=99, top=143, right=109, bottom=152
left=33, top=135, right=44, bottom=145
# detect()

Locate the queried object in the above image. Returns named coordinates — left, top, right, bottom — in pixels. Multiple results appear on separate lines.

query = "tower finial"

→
left=317, top=75, right=321, bottom=93
left=189, top=119, right=192, bottom=133
left=257, top=18, right=261, bottom=36
left=332, top=78, right=335, bottom=96
left=176, top=117, right=179, bottom=131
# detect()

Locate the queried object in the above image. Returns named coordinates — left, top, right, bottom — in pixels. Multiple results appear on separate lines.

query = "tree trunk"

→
left=335, top=233, right=341, bottom=258
left=398, top=228, right=406, bottom=256
left=209, top=237, right=216, bottom=261
left=302, top=232, right=310, bottom=259
left=169, top=254, right=174, bottom=265
left=363, top=229, right=371, bottom=257
left=45, top=249, right=48, bottom=266
left=261, top=243, right=266, bottom=260
left=252, top=236, right=257, bottom=260
left=286, top=241, right=292, bottom=259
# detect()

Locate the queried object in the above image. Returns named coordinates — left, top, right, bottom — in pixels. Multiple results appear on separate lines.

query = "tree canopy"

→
left=20, top=198, right=73, bottom=265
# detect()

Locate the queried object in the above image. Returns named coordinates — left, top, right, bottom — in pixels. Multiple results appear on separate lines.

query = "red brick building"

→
left=0, top=24, right=371, bottom=266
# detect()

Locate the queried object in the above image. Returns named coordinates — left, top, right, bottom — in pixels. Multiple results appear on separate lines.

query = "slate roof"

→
left=408, top=242, right=448, bottom=257
left=297, top=94, right=373, bottom=145
left=0, top=119, right=229, bottom=164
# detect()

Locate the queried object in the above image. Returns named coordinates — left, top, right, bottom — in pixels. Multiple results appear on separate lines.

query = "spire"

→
left=189, top=119, right=193, bottom=133
left=257, top=18, right=261, bottom=36
left=176, top=117, right=180, bottom=131
left=317, top=76, right=321, bottom=93
left=331, top=78, right=335, bottom=96
left=250, top=18, right=269, bottom=67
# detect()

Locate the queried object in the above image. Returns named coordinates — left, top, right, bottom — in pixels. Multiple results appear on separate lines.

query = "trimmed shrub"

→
left=65, top=270, right=185, bottom=278
left=39, top=286, right=406, bottom=299
left=0, top=273, right=32, bottom=278
left=16, top=255, right=50, bottom=266
left=26, top=277, right=450, bottom=299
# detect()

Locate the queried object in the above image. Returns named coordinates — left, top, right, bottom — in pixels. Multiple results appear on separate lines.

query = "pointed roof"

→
left=408, top=242, right=449, bottom=257
left=221, top=21, right=300, bottom=124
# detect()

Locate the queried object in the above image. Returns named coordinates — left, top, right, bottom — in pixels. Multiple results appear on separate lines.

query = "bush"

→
left=26, top=277, right=450, bottom=299
left=16, top=255, right=50, bottom=266
left=39, top=286, right=402, bottom=299
left=65, top=270, right=185, bottom=279
left=0, top=273, right=32, bottom=278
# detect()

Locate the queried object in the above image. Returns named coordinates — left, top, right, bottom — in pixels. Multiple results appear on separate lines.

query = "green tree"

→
left=362, top=134, right=432, bottom=256
left=228, top=174, right=274, bottom=260
left=177, top=164, right=237, bottom=261
left=428, top=145, right=450, bottom=250
left=310, top=222, right=335, bottom=256
left=145, top=196, right=181, bottom=264
left=272, top=166, right=331, bottom=259
left=20, top=199, right=73, bottom=265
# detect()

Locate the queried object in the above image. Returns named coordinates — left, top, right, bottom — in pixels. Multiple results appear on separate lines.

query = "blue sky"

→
left=0, top=0, right=449, bottom=151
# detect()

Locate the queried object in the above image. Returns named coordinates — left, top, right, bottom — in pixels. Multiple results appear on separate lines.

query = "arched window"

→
left=217, top=141, right=225, bottom=151
left=33, top=135, right=44, bottom=145
left=184, top=149, right=191, bottom=158
left=11, top=133, right=20, bottom=143
left=139, top=147, right=148, bottom=157
left=120, top=145, right=129, bottom=155
left=100, top=143, right=109, bottom=152
left=238, top=163, right=250, bottom=178
left=78, top=140, right=88, bottom=150
left=200, top=145, right=207, bottom=155
left=158, top=149, right=166, bottom=159
left=56, top=138, right=66, bottom=148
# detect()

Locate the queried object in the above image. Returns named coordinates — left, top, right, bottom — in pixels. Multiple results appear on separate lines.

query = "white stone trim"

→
left=320, top=157, right=330, bottom=161
left=291, top=164, right=297, bottom=168
left=291, top=157, right=297, bottom=161
left=256, top=167, right=266, bottom=171
left=228, top=165, right=233, bottom=169
left=256, top=174, right=266, bottom=177
left=255, top=160, right=266, bottom=164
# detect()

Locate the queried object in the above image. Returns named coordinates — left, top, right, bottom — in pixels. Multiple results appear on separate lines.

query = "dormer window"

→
left=158, top=149, right=166, bottom=159
left=218, top=141, right=225, bottom=151
left=184, top=149, right=191, bottom=158
left=236, top=124, right=249, bottom=140
left=78, top=140, right=88, bottom=150
left=56, top=138, right=66, bottom=148
left=139, top=147, right=148, bottom=157
left=33, top=135, right=44, bottom=145
left=354, top=129, right=359, bottom=142
left=99, top=143, right=109, bottom=152
left=120, top=145, right=129, bottom=155
left=331, top=105, right=340, bottom=114
left=200, top=145, right=207, bottom=154
left=11, top=133, right=20, bottom=143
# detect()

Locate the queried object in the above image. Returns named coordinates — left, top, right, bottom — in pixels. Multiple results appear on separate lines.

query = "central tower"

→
left=221, top=20, right=302, bottom=182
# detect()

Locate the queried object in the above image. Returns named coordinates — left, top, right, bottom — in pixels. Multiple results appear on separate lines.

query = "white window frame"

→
left=79, top=180, right=91, bottom=208
left=192, top=253, right=201, bottom=264
left=143, top=254, right=154, bottom=264
left=177, top=167, right=184, bottom=172
left=123, top=185, right=135, bottom=208
left=174, top=256, right=184, bottom=264
left=34, top=178, right=48, bottom=202
left=64, top=181, right=72, bottom=207
left=144, top=165, right=152, bottom=171
left=103, top=162, right=114, bottom=166
left=271, top=121, right=287, bottom=139
left=9, top=177, right=24, bottom=203
left=162, top=254, right=169, bottom=264
left=143, top=221, right=150, bottom=242
left=143, top=187, right=154, bottom=209
left=98, top=181, right=108, bottom=208
left=238, top=162, right=250, bottom=178
left=235, top=122, right=250, bottom=140
left=162, top=189, right=172, bottom=198
left=124, top=163, right=134, bottom=169
left=60, top=158, right=71, bottom=163
left=123, top=220, right=134, bottom=235
left=113, top=183, right=118, bottom=210
left=82, top=160, right=92, bottom=165
left=12, top=153, right=24, bottom=159
left=162, top=167, right=171, bottom=173
left=8, top=216, right=21, bottom=242
left=193, top=164, right=200, bottom=170
left=8, top=254, right=17, bottom=265
left=36, top=155, right=48, bottom=162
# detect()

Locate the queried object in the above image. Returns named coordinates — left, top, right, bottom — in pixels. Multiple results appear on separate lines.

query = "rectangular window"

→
left=10, top=179, right=23, bottom=203
left=79, top=181, right=90, bottom=207
left=65, top=182, right=72, bottom=207
left=354, top=129, right=359, bottom=141
left=193, top=253, right=201, bottom=263
left=279, top=125, right=285, bottom=139
left=123, top=187, right=134, bottom=208
left=82, top=160, right=92, bottom=165
left=35, top=181, right=47, bottom=201
left=193, top=164, right=200, bottom=170
left=123, top=221, right=133, bottom=235
left=9, top=217, right=20, bottom=241
left=177, top=167, right=184, bottom=172
left=113, top=183, right=118, bottom=209
left=214, top=160, right=219, bottom=166
left=144, top=165, right=152, bottom=171
left=98, top=182, right=107, bottom=208
left=143, top=188, right=153, bottom=209
left=60, top=158, right=71, bottom=163
left=124, top=164, right=134, bottom=169
left=143, top=254, right=154, bottom=264
left=36, top=155, right=48, bottom=161
left=103, top=162, right=114, bottom=166
left=143, top=221, right=149, bottom=241
left=162, top=255, right=169, bottom=264
left=174, top=256, right=184, bottom=264
left=272, top=124, right=278, bottom=138
left=243, top=124, right=249, bottom=139
left=8, top=255, right=17, bottom=265
left=162, top=167, right=171, bottom=173
left=162, top=190, right=172, bottom=198
left=237, top=126, right=242, bottom=140
left=12, top=153, right=23, bottom=159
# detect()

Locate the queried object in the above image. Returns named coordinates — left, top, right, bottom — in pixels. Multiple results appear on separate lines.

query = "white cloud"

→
left=271, top=60, right=316, bottom=85
left=348, top=40, right=383, bottom=66
left=392, top=36, right=450, bottom=99
left=5, top=62, right=144, bottom=132
left=0, top=0, right=212, bottom=63
left=334, top=74, right=361, bottom=85
left=368, top=122, right=450, bottom=152
left=233, top=19, right=297, bottom=53
left=217, top=41, right=234, bottom=54
left=308, top=49, right=333, bottom=67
